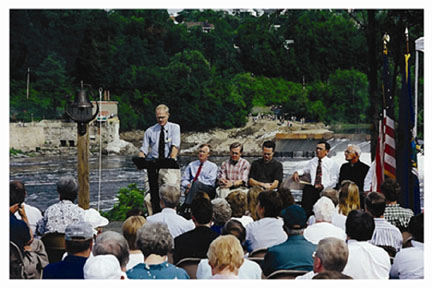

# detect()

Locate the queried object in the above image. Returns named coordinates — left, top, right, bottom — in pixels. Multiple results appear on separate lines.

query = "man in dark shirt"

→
left=173, top=196, right=219, bottom=264
left=338, top=144, right=369, bottom=207
left=248, top=140, right=283, bottom=219
left=42, top=222, right=93, bottom=279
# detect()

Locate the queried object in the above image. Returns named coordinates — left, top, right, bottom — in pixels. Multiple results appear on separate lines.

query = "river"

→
left=9, top=148, right=424, bottom=213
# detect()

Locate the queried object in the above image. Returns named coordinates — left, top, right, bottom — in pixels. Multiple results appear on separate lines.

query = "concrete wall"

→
left=10, top=118, right=120, bottom=152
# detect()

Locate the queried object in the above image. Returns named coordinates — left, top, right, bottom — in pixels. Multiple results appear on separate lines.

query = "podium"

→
left=132, top=156, right=179, bottom=170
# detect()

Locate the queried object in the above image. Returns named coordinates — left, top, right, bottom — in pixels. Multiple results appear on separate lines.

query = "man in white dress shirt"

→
left=293, top=140, right=339, bottom=217
left=146, top=184, right=194, bottom=239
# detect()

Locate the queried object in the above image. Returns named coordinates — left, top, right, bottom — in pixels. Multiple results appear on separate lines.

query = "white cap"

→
left=83, top=254, right=122, bottom=279
left=84, top=208, right=109, bottom=234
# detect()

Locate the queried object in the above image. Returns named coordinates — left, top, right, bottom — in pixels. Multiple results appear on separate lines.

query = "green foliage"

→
left=10, top=148, right=24, bottom=156
left=101, top=183, right=145, bottom=221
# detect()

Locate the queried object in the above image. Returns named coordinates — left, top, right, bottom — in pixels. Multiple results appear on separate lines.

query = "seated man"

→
left=245, top=190, right=287, bottom=252
left=303, top=197, right=346, bottom=245
left=365, top=192, right=403, bottom=252
left=181, top=143, right=218, bottom=204
left=390, top=213, right=424, bottom=279
left=173, top=196, right=219, bottom=264
left=248, top=140, right=283, bottom=219
left=381, top=178, right=414, bottom=232
left=261, top=204, right=316, bottom=277
left=42, top=222, right=93, bottom=279
left=146, top=184, right=195, bottom=239
left=217, top=142, right=251, bottom=199
left=342, top=210, right=391, bottom=279
left=296, top=237, right=350, bottom=279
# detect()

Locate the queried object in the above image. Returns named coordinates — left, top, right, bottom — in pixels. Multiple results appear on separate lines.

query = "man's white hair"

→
left=347, top=144, right=361, bottom=156
left=313, top=196, right=336, bottom=222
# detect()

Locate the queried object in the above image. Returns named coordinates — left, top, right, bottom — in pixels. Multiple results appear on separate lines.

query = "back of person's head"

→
left=93, top=231, right=130, bottom=269
left=207, top=235, right=244, bottom=273
left=281, top=205, right=307, bottom=235
left=364, top=191, right=386, bottom=217
left=312, top=270, right=353, bottom=279
left=122, top=216, right=147, bottom=250
left=317, top=140, right=331, bottom=151
left=313, top=196, right=336, bottom=222
left=338, top=182, right=360, bottom=216
left=408, top=213, right=424, bottom=243
left=222, top=219, right=246, bottom=245
left=258, top=190, right=283, bottom=218
left=211, top=198, right=232, bottom=226
left=262, top=140, right=276, bottom=151
left=57, top=176, right=79, bottom=201
left=191, top=196, right=213, bottom=224
left=159, top=184, right=181, bottom=208
left=136, top=222, right=172, bottom=258
left=278, top=185, right=295, bottom=208
left=316, top=237, right=349, bottom=272
left=345, top=210, right=375, bottom=241
left=225, top=191, right=248, bottom=218
left=321, top=188, right=339, bottom=207
left=380, top=178, right=401, bottom=202
left=10, top=181, right=26, bottom=207
left=84, top=254, right=122, bottom=279
left=64, top=222, right=94, bottom=254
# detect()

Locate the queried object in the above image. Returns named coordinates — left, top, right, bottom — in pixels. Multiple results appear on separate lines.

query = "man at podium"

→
left=138, top=104, right=181, bottom=215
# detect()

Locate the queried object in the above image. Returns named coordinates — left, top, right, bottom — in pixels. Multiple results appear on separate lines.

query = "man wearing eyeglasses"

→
left=139, top=104, right=181, bottom=215
left=292, top=140, right=338, bottom=217
left=338, top=144, right=370, bottom=208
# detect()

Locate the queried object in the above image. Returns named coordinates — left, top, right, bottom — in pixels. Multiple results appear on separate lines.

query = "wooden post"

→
left=77, top=124, right=90, bottom=209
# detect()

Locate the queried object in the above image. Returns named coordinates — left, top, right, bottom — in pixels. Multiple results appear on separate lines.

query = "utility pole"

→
left=26, top=68, right=30, bottom=99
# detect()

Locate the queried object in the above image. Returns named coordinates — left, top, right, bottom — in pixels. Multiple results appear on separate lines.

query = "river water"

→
left=10, top=145, right=424, bottom=213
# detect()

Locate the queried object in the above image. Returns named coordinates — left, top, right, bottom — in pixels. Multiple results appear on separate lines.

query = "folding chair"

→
left=10, top=241, right=26, bottom=279
left=266, top=269, right=308, bottom=279
left=41, top=233, right=66, bottom=263
left=175, top=257, right=202, bottom=279
left=247, top=248, right=267, bottom=265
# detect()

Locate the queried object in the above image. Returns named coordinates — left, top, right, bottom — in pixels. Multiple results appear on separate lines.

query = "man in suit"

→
left=173, top=196, right=219, bottom=264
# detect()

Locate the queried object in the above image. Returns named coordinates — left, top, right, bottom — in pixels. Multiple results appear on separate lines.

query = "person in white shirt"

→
left=390, top=213, right=424, bottom=279
left=196, top=219, right=262, bottom=279
left=207, top=235, right=244, bottom=279
left=245, top=190, right=287, bottom=252
left=292, top=141, right=339, bottom=217
left=343, top=210, right=391, bottom=279
left=303, top=197, right=346, bottom=245
left=146, top=184, right=195, bottom=239
left=365, top=192, right=403, bottom=252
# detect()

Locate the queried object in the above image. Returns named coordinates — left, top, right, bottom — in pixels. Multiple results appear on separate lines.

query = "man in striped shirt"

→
left=216, top=142, right=251, bottom=199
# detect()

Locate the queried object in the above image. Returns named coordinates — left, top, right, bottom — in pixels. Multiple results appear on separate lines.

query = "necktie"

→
left=314, top=159, right=322, bottom=186
left=193, top=162, right=203, bottom=183
left=158, top=126, right=165, bottom=159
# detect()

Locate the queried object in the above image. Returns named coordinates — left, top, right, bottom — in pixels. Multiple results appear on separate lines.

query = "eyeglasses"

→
left=344, top=150, right=353, bottom=154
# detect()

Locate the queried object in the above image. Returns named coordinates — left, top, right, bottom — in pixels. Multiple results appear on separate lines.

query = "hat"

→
left=281, top=205, right=307, bottom=229
left=84, top=254, right=122, bottom=279
left=65, top=221, right=94, bottom=240
left=84, top=208, right=109, bottom=234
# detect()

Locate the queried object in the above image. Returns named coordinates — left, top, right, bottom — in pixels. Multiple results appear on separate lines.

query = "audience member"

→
left=390, top=213, right=424, bottom=279
left=217, top=142, right=251, bottom=199
left=122, top=215, right=146, bottom=270
left=333, top=181, right=360, bottom=231
left=261, top=205, right=316, bottom=277
left=245, top=190, right=287, bottom=252
left=42, top=222, right=93, bottom=279
left=303, top=197, right=346, bottom=244
left=84, top=208, right=109, bottom=236
left=127, top=222, right=189, bottom=279
left=320, top=188, right=338, bottom=207
left=278, top=184, right=296, bottom=209
left=196, top=219, right=262, bottom=279
left=365, top=192, right=403, bottom=252
left=36, top=176, right=85, bottom=235
left=312, top=270, right=353, bottom=279
left=381, top=178, right=414, bottom=232
left=207, top=235, right=245, bottom=279
left=173, top=196, right=219, bottom=264
left=296, top=237, right=349, bottom=279
left=248, top=140, right=283, bottom=219
left=225, top=191, right=254, bottom=227
left=11, top=181, right=43, bottom=236
left=146, top=184, right=194, bottom=238
left=342, top=210, right=391, bottom=279
left=182, top=143, right=218, bottom=204
left=93, top=231, right=130, bottom=276
left=293, top=141, right=339, bottom=217
left=211, top=198, right=232, bottom=234
left=84, top=254, right=124, bottom=279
